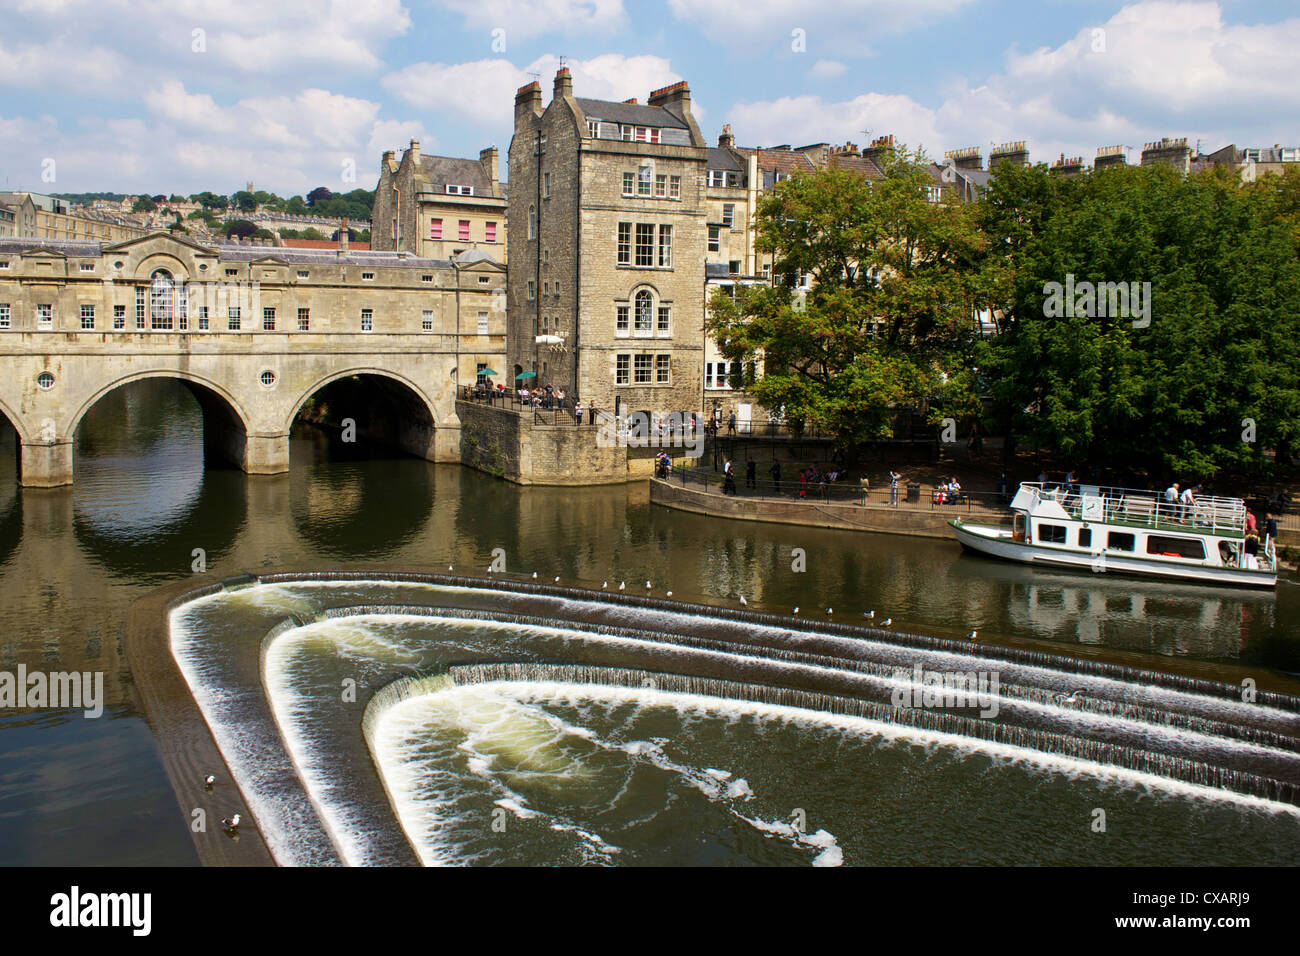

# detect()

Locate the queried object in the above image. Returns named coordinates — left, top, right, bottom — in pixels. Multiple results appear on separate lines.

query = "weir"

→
left=164, top=572, right=1300, bottom=867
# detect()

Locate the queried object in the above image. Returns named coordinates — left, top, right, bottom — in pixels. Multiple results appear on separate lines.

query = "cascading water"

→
left=167, top=572, right=1300, bottom=866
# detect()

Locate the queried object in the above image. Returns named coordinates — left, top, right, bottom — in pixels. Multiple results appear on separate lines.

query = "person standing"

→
left=723, top=458, right=736, bottom=495
left=890, top=470, right=901, bottom=505
left=573, top=400, right=583, bottom=423
left=588, top=402, right=597, bottom=425
left=728, top=410, right=736, bottom=435
left=745, top=457, right=756, bottom=489
left=1180, top=484, right=1197, bottom=524
left=770, top=457, right=782, bottom=492
left=1164, top=482, right=1180, bottom=523
left=1266, top=512, right=1278, bottom=542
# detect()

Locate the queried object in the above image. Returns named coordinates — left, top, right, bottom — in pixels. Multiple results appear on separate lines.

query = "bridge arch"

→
left=285, top=368, right=441, bottom=462
left=70, top=370, right=255, bottom=475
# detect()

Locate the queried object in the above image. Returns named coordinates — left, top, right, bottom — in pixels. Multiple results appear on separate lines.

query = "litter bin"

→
left=906, top=481, right=920, bottom=503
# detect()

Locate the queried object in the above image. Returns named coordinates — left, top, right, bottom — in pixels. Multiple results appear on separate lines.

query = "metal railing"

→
left=1020, top=482, right=1247, bottom=536
left=664, top=467, right=1008, bottom=514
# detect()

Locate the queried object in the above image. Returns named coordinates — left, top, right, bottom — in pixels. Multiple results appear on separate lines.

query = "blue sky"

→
left=2, top=0, right=1297, bottom=196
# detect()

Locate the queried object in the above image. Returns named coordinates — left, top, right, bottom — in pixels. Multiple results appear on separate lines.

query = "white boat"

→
left=951, top=482, right=1278, bottom=588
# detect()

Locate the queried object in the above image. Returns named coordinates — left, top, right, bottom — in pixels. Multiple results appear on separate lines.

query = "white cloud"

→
left=728, top=2, right=1300, bottom=166
left=366, top=119, right=437, bottom=157
left=728, top=93, right=942, bottom=156
left=0, top=37, right=126, bottom=88
left=434, top=0, right=626, bottom=41
left=382, top=52, right=687, bottom=134
left=809, top=59, right=846, bottom=80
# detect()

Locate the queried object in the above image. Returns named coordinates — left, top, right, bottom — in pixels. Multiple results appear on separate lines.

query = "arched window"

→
left=528, top=205, right=536, bottom=240
left=634, top=289, right=653, bottom=332
left=150, top=270, right=175, bottom=330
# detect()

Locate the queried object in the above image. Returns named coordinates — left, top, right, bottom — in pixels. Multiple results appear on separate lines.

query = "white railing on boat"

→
left=1018, top=482, right=1248, bottom=537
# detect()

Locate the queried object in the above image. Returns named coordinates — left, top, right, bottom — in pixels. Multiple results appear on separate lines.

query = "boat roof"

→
left=1014, top=481, right=1248, bottom=538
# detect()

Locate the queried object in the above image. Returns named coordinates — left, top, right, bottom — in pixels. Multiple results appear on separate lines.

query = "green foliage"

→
left=978, top=163, right=1300, bottom=480
left=224, top=219, right=258, bottom=239
left=708, top=145, right=984, bottom=452
left=131, top=196, right=156, bottom=213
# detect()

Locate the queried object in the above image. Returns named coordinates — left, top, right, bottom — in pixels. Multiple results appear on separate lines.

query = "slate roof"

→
left=416, top=154, right=493, bottom=192
left=575, top=98, right=689, bottom=130
left=0, top=237, right=101, bottom=256
left=707, top=147, right=745, bottom=172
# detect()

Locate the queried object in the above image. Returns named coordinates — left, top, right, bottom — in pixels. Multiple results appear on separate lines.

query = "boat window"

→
left=1146, top=535, right=1205, bottom=560
left=1078, top=528, right=1091, bottom=548
left=1038, top=524, right=1066, bottom=544
left=1106, top=531, right=1136, bottom=552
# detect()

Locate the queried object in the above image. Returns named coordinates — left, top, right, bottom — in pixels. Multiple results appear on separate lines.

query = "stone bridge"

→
left=0, top=232, right=507, bottom=485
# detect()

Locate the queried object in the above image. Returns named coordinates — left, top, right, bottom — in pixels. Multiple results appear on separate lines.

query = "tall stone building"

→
left=372, top=141, right=507, bottom=261
left=508, top=69, right=708, bottom=423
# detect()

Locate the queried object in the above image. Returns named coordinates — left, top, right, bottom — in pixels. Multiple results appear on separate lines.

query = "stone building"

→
left=0, top=230, right=504, bottom=484
left=1140, top=137, right=1191, bottom=173
left=372, top=141, right=507, bottom=262
left=0, top=192, right=145, bottom=242
left=508, top=69, right=709, bottom=424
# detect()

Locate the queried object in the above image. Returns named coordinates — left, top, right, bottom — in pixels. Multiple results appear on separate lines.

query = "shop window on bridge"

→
left=150, top=270, right=176, bottom=330
left=113, top=305, right=125, bottom=330
left=1146, top=535, right=1204, bottom=560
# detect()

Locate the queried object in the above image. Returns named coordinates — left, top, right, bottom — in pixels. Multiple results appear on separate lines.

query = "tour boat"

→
left=951, top=482, right=1278, bottom=588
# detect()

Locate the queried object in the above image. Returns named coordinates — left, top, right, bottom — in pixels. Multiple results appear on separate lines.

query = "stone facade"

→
left=508, top=70, right=708, bottom=428
left=372, top=141, right=507, bottom=262
left=0, top=231, right=505, bottom=485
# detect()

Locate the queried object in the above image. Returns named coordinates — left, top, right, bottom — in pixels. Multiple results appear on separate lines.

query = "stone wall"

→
left=456, top=399, right=635, bottom=485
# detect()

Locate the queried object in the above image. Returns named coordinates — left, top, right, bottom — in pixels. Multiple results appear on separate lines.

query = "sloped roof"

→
left=707, top=147, right=744, bottom=172
left=417, top=154, right=492, bottom=191
left=575, top=98, right=689, bottom=130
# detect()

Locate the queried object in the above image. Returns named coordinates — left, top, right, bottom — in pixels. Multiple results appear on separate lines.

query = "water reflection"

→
left=0, top=377, right=1297, bottom=865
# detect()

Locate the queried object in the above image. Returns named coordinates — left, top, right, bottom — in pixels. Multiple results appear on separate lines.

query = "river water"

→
left=2, top=379, right=1299, bottom=865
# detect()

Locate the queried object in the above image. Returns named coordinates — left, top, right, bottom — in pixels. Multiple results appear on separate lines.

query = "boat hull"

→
left=950, top=520, right=1278, bottom=588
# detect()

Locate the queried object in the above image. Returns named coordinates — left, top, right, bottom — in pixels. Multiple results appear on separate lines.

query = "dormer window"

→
left=587, top=119, right=601, bottom=137
left=622, top=125, right=660, bottom=144
left=446, top=185, right=474, bottom=196
left=708, top=170, right=725, bottom=187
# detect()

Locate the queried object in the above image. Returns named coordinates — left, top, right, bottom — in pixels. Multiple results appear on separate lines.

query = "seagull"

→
left=739, top=595, right=747, bottom=605
left=793, top=606, right=799, bottom=614
left=827, top=608, right=833, bottom=615
left=203, top=774, right=215, bottom=790
left=554, top=576, right=560, bottom=583
left=619, top=581, right=625, bottom=591
left=969, top=630, right=978, bottom=639
left=1055, top=689, right=1086, bottom=705
left=222, top=813, right=241, bottom=833
left=602, top=581, right=608, bottom=589
left=646, top=580, right=652, bottom=589
left=666, top=590, right=673, bottom=597
left=865, top=610, right=875, bottom=619
left=448, top=565, right=454, bottom=571
left=881, top=618, right=892, bottom=627
left=533, top=571, right=538, bottom=579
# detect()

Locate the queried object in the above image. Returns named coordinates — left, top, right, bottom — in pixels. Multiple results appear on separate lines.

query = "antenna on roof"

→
left=558, top=55, right=567, bottom=68
left=527, top=71, right=541, bottom=81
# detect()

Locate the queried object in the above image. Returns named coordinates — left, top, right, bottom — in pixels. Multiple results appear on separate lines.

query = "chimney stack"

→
left=1050, top=153, right=1085, bottom=177
left=718, top=124, right=735, bottom=150
left=408, top=139, right=421, bottom=166
left=554, top=67, right=572, bottom=98
left=339, top=217, right=349, bottom=254
left=480, top=146, right=500, bottom=192
left=648, top=80, right=691, bottom=122
left=1140, top=136, right=1190, bottom=174
left=989, top=140, right=1029, bottom=170
left=1094, top=145, right=1127, bottom=170
left=514, top=80, right=543, bottom=120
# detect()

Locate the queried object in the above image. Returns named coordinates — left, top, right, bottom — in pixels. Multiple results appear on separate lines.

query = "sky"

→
left=1, top=0, right=1297, bottom=197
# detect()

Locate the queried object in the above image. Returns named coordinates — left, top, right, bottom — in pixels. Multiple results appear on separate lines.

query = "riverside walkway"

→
left=649, top=469, right=1014, bottom=540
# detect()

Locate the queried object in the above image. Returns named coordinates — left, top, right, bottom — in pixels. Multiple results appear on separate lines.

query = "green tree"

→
left=978, top=162, right=1300, bottom=481
left=131, top=196, right=157, bottom=214
left=707, top=145, right=985, bottom=452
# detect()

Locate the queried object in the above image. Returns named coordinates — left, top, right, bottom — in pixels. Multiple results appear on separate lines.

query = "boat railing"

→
left=1019, top=482, right=1247, bottom=536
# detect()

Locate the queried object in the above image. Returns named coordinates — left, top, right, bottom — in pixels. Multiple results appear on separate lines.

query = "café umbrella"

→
left=479, top=369, right=500, bottom=377
left=515, top=370, right=538, bottom=380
